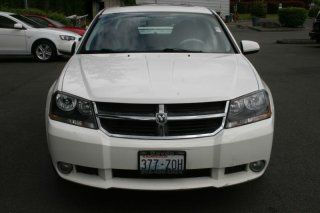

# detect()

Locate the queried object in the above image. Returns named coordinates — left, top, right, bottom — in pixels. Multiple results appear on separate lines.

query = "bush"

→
left=278, top=7, right=307, bottom=27
left=309, top=7, right=320, bottom=18
left=267, top=1, right=279, bottom=14
left=47, top=12, right=72, bottom=25
left=0, top=7, right=72, bottom=26
left=282, top=1, right=305, bottom=8
left=15, top=8, right=47, bottom=16
left=237, top=2, right=252, bottom=13
left=251, top=1, right=267, bottom=18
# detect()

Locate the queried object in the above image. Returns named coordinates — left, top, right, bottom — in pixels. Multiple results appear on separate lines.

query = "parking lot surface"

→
left=0, top=26, right=319, bottom=212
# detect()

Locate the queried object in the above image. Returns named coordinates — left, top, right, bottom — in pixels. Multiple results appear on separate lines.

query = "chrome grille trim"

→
left=96, top=113, right=226, bottom=121
left=93, top=101, right=229, bottom=140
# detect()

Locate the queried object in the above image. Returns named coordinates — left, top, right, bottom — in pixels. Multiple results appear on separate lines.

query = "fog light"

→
left=249, top=160, right=266, bottom=172
left=57, top=162, right=73, bottom=174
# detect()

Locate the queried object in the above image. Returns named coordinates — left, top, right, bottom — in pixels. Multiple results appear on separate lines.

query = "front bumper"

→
left=56, top=40, right=76, bottom=55
left=46, top=116, right=274, bottom=190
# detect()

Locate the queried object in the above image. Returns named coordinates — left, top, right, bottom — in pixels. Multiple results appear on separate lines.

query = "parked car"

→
left=0, top=12, right=80, bottom=61
left=25, top=14, right=86, bottom=36
left=46, top=5, right=274, bottom=190
left=310, top=11, right=320, bottom=42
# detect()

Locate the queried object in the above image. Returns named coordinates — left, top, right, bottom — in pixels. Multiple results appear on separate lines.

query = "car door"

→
left=0, top=15, right=27, bottom=54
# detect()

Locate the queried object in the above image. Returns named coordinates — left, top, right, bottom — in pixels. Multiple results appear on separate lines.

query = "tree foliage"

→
left=0, top=0, right=88, bottom=15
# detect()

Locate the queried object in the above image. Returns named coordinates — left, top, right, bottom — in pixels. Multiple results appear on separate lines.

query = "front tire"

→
left=33, top=40, right=56, bottom=62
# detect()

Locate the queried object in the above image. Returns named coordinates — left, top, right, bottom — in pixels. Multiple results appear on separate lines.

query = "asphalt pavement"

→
left=0, top=24, right=320, bottom=213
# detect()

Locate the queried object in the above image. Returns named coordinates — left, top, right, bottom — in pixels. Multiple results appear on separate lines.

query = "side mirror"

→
left=240, top=40, right=260, bottom=55
left=14, top=23, right=23, bottom=30
left=48, top=23, right=54, bottom=28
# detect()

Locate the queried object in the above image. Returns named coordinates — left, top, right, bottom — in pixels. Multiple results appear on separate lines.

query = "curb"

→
left=276, top=39, right=317, bottom=44
left=248, top=26, right=305, bottom=32
left=235, top=24, right=305, bottom=32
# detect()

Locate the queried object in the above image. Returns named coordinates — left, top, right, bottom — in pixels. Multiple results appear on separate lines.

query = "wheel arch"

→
left=31, top=38, right=57, bottom=54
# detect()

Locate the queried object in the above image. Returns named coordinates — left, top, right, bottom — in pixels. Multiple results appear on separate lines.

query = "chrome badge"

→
left=156, top=112, right=167, bottom=125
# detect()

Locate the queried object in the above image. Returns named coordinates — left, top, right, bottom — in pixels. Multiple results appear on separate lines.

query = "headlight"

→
left=226, top=90, right=271, bottom=128
left=49, top=92, right=97, bottom=129
left=59, top=35, right=76, bottom=41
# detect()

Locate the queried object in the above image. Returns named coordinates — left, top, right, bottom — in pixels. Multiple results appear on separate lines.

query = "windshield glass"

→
left=11, top=14, right=45, bottom=28
left=81, top=12, right=234, bottom=54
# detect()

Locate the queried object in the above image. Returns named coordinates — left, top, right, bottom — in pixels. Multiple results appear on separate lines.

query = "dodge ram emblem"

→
left=156, top=113, right=167, bottom=125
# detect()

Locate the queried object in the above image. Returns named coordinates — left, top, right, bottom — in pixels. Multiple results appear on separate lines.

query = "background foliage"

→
left=231, top=0, right=311, bottom=14
left=0, top=0, right=88, bottom=15
left=278, top=7, right=308, bottom=27
left=250, top=1, right=268, bottom=17
left=0, top=7, right=72, bottom=25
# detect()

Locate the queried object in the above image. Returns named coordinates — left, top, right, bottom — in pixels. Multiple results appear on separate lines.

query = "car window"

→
left=10, top=14, right=45, bottom=28
left=28, top=16, right=50, bottom=26
left=81, top=12, right=234, bottom=54
left=0, top=15, right=16, bottom=29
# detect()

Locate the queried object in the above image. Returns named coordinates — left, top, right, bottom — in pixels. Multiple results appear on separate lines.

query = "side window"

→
left=29, top=17, right=49, bottom=26
left=0, top=16, right=16, bottom=29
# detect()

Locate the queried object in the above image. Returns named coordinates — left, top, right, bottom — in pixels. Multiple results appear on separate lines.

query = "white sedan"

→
left=46, top=5, right=274, bottom=190
left=0, top=12, right=80, bottom=61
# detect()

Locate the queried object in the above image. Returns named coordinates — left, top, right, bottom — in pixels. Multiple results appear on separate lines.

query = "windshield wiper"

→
left=161, top=48, right=203, bottom=53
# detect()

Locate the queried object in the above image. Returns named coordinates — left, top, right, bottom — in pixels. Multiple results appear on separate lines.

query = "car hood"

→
left=61, top=53, right=259, bottom=103
left=36, top=27, right=79, bottom=37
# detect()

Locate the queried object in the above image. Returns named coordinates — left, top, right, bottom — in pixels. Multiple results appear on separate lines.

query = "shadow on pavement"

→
left=46, top=175, right=271, bottom=213
left=0, top=55, right=70, bottom=63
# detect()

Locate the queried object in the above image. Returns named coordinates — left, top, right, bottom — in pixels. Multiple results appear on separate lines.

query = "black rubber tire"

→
left=32, top=40, right=57, bottom=62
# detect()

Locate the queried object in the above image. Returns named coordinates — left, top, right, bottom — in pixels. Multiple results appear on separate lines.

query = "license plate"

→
left=138, top=151, right=186, bottom=174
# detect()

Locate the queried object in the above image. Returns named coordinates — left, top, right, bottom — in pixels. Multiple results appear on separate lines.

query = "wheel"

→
left=33, top=40, right=56, bottom=62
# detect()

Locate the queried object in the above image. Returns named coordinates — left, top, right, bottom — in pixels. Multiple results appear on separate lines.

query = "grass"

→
left=238, top=14, right=279, bottom=21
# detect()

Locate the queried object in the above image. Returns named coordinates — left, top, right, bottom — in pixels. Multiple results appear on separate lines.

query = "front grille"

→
left=225, top=164, right=247, bottom=175
left=100, top=119, right=158, bottom=136
left=75, top=165, right=99, bottom=175
left=167, top=118, right=223, bottom=136
left=112, top=169, right=211, bottom=179
left=96, top=102, right=227, bottom=138
left=166, top=102, right=226, bottom=116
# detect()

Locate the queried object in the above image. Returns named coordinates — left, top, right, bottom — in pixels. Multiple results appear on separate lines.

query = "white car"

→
left=0, top=12, right=80, bottom=61
left=46, top=6, right=274, bottom=190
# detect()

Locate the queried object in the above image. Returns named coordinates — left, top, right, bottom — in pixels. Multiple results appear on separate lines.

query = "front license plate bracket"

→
left=138, top=151, right=186, bottom=175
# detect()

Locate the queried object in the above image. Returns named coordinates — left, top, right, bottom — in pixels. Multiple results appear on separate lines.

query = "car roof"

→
left=101, top=5, right=213, bottom=15
left=0, top=11, right=14, bottom=16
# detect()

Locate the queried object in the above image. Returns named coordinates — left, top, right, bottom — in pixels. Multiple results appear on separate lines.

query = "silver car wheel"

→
left=35, top=44, right=52, bottom=61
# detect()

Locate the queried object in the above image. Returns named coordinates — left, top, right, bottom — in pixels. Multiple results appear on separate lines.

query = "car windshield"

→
left=11, top=14, right=45, bottom=28
left=81, top=12, right=235, bottom=54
